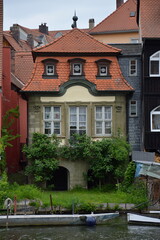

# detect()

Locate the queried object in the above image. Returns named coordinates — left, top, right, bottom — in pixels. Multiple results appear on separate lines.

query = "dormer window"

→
left=73, top=63, right=82, bottom=75
left=46, top=64, right=54, bottom=75
left=96, top=59, right=111, bottom=78
left=99, top=65, right=108, bottom=76
left=42, top=59, right=58, bottom=79
left=68, top=58, right=86, bottom=79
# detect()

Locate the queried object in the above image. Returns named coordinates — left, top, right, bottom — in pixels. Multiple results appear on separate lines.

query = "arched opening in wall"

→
left=47, top=167, right=69, bottom=191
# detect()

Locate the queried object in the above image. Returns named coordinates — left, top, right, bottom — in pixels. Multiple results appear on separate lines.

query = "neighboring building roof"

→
left=15, top=52, right=34, bottom=85
left=138, top=0, right=160, bottom=38
left=90, top=0, right=138, bottom=35
left=3, top=32, right=31, bottom=51
left=34, top=28, right=121, bottom=54
left=23, top=28, right=133, bottom=93
left=110, top=43, right=142, bottom=56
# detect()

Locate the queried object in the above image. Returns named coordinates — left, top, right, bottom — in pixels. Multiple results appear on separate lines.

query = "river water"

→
left=0, top=215, right=159, bottom=240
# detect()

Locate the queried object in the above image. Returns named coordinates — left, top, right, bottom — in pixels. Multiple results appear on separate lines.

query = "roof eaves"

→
left=90, top=29, right=139, bottom=35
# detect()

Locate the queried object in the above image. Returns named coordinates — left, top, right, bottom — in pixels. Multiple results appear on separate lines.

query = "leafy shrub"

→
left=0, top=172, right=9, bottom=206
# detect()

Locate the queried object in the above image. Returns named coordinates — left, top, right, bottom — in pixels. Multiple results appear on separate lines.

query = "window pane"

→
left=105, top=122, right=111, bottom=134
left=54, top=122, right=60, bottom=134
left=129, top=60, right=137, bottom=76
left=44, top=122, right=51, bottom=135
left=45, top=107, right=51, bottom=119
left=105, top=107, right=111, bottom=119
left=100, top=65, right=107, bottom=76
left=73, top=63, right=82, bottom=75
left=151, top=61, right=159, bottom=75
left=130, top=100, right=137, bottom=116
left=96, top=107, right=102, bottom=120
left=152, top=114, right=160, bottom=129
left=46, top=65, right=54, bottom=75
left=96, top=121, right=102, bottom=134
left=53, top=107, right=60, bottom=120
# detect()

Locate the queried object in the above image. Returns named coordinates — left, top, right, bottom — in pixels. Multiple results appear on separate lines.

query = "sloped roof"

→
left=15, top=52, right=34, bottom=84
left=139, top=0, right=160, bottom=38
left=34, top=28, right=121, bottom=54
left=22, top=28, right=133, bottom=93
left=22, top=55, right=133, bottom=93
left=90, top=0, right=138, bottom=34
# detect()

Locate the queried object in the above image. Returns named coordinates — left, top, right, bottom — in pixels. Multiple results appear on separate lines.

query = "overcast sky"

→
left=3, top=0, right=123, bottom=31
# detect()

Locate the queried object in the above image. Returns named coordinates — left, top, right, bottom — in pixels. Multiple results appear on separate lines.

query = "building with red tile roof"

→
left=138, top=0, right=160, bottom=39
left=22, top=27, right=134, bottom=189
left=90, top=0, right=139, bottom=44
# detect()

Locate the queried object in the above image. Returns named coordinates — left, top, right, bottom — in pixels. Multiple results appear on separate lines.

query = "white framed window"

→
left=130, top=38, right=139, bottom=43
left=99, top=65, right=108, bottom=76
left=150, top=51, right=160, bottom=76
left=73, top=63, right=82, bottom=75
left=95, top=106, right=112, bottom=136
left=129, top=60, right=137, bottom=76
left=129, top=100, right=137, bottom=117
left=44, top=106, right=61, bottom=135
left=151, top=106, right=160, bottom=132
left=69, top=106, right=87, bottom=136
left=46, top=65, right=54, bottom=75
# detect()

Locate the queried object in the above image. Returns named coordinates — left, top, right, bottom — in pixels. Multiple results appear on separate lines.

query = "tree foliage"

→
left=23, top=133, right=60, bottom=182
left=24, top=133, right=131, bottom=187
left=61, top=134, right=131, bottom=187
left=0, top=106, right=20, bottom=173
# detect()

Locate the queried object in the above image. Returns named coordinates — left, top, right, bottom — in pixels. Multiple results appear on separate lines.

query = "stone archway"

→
left=47, top=166, right=69, bottom=191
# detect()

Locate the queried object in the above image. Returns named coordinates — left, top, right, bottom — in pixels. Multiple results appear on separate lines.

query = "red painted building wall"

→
left=2, top=47, right=27, bottom=173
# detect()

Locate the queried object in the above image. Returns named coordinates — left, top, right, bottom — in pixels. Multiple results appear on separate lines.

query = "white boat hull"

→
left=0, top=212, right=119, bottom=227
left=127, top=213, right=160, bottom=226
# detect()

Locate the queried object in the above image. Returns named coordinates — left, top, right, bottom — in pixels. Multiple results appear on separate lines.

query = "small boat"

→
left=0, top=212, right=119, bottom=227
left=127, top=213, right=160, bottom=226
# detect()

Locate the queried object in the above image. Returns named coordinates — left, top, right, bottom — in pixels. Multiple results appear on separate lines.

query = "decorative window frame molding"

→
left=42, top=58, right=59, bottom=79
left=95, top=105, right=112, bottom=136
left=150, top=106, right=160, bottom=132
left=68, top=58, right=86, bottom=79
left=129, top=59, right=137, bottom=76
left=150, top=51, right=160, bottom=77
left=95, top=59, right=111, bottom=78
left=129, top=100, right=137, bottom=117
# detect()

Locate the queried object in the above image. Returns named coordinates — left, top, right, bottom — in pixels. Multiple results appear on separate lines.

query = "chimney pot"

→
left=39, top=23, right=48, bottom=35
left=116, top=0, right=124, bottom=9
left=89, top=18, right=95, bottom=29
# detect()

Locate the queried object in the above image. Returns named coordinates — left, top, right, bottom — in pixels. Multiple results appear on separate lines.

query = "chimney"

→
left=116, top=0, right=124, bottom=9
left=27, top=34, right=34, bottom=49
left=89, top=19, right=95, bottom=29
left=39, top=23, right=48, bottom=35
left=10, top=24, right=20, bottom=42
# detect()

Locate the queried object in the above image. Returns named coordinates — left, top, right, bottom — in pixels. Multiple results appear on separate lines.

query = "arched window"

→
left=150, top=51, right=160, bottom=76
left=151, top=106, right=160, bottom=131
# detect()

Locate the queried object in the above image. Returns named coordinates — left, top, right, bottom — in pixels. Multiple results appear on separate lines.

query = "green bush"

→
left=0, top=172, right=9, bottom=206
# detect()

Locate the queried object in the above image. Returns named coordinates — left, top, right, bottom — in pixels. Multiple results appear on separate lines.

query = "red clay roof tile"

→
left=34, top=28, right=121, bottom=54
left=139, top=0, right=160, bottom=38
left=23, top=28, right=133, bottom=93
left=90, top=0, right=138, bottom=34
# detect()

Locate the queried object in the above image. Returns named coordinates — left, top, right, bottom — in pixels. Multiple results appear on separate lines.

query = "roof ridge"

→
left=34, top=27, right=121, bottom=53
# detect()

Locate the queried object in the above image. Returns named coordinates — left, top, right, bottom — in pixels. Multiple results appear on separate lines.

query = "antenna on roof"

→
left=71, top=11, right=78, bottom=28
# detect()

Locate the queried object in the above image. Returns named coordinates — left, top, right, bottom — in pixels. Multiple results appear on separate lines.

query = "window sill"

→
left=69, top=75, right=85, bottom=80
left=42, top=74, right=58, bottom=79
left=96, top=75, right=111, bottom=79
